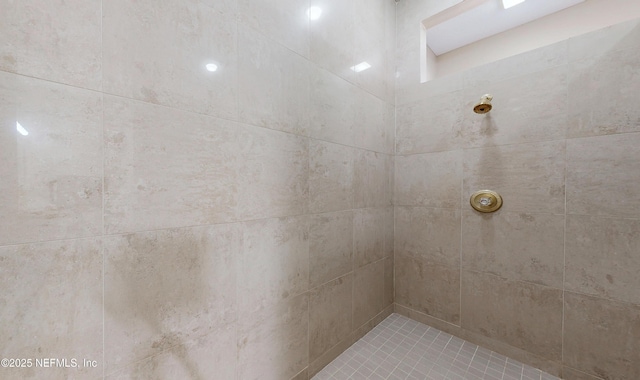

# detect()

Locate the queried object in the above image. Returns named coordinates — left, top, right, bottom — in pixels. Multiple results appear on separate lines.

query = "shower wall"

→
left=0, top=1, right=395, bottom=379
left=395, top=1, right=640, bottom=378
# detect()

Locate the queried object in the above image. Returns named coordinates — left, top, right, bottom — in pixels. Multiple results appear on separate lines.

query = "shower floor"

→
left=312, top=314, right=560, bottom=380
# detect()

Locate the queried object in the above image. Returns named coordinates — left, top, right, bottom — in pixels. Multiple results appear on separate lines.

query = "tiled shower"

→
left=1, top=0, right=639, bottom=379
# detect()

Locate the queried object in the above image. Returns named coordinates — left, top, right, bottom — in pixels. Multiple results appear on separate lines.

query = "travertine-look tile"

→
left=309, top=275, right=353, bottom=362
left=309, top=211, right=353, bottom=288
left=106, top=324, right=236, bottom=379
left=461, top=270, right=563, bottom=361
left=463, top=141, right=566, bottom=214
left=238, top=0, right=309, bottom=58
left=564, top=292, right=640, bottom=380
left=238, top=293, right=309, bottom=380
left=0, top=0, right=101, bottom=89
left=308, top=140, right=354, bottom=214
left=396, top=91, right=464, bottom=154
left=237, top=124, right=309, bottom=220
left=568, top=47, right=640, bottom=138
left=383, top=206, right=394, bottom=257
left=104, top=224, right=240, bottom=372
left=568, top=19, right=640, bottom=62
left=103, top=96, right=240, bottom=234
left=395, top=254, right=461, bottom=324
left=239, top=216, right=309, bottom=315
left=103, top=0, right=237, bottom=119
left=308, top=66, right=356, bottom=146
left=238, top=25, right=309, bottom=136
left=395, top=150, right=462, bottom=208
left=561, top=367, right=604, bottom=380
left=566, top=215, right=640, bottom=304
left=395, top=207, right=461, bottom=267
left=353, top=90, right=395, bottom=154
left=463, top=66, right=568, bottom=148
left=354, top=150, right=392, bottom=208
left=0, top=239, right=103, bottom=380
left=353, top=260, right=384, bottom=328
left=353, top=208, right=386, bottom=268
left=309, top=0, right=355, bottom=81
left=0, top=72, right=102, bottom=245
left=462, top=210, right=564, bottom=288
left=566, top=133, right=640, bottom=218
left=383, top=256, right=394, bottom=307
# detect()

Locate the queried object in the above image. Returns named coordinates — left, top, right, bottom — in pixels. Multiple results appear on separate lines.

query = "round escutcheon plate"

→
left=470, top=190, right=503, bottom=213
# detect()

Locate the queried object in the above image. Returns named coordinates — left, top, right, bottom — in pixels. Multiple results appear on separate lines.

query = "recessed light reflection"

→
left=502, top=0, right=526, bottom=9
left=205, top=63, right=218, bottom=72
left=16, top=121, right=28, bottom=136
left=350, top=62, right=371, bottom=73
left=307, top=6, right=322, bottom=21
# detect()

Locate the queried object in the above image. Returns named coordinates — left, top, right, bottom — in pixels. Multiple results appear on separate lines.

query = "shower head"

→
left=473, top=94, right=493, bottom=114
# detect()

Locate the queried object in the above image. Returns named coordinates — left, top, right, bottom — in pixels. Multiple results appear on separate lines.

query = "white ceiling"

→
left=426, top=0, right=585, bottom=56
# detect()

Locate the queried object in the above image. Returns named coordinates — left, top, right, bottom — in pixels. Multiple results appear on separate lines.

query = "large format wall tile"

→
left=0, top=239, right=102, bottom=380
left=462, top=210, right=564, bottom=288
left=0, top=0, right=101, bottom=89
left=104, top=224, right=240, bottom=372
left=353, top=90, right=395, bottom=154
left=568, top=19, right=640, bottom=64
left=353, top=208, right=386, bottom=268
left=239, top=216, right=309, bottom=316
left=462, top=66, right=568, bottom=148
left=309, top=211, right=353, bottom=288
left=309, top=0, right=355, bottom=81
left=238, top=0, right=310, bottom=58
left=103, top=0, right=237, bottom=119
left=384, top=256, right=394, bottom=308
left=396, top=91, right=464, bottom=155
left=395, top=254, right=460, bottom=324
left=461, top=271, right=563, bottom=361
left=238, top=25, right=309, bottom=136
left=309, top=275, right=353, bottom=362
left=103, top=96, right=241, bottom=234
left=236, top=125, right=309, bottom=220
left=564, top=292, right=640, bottom=380
left=568, top=47, right=640, bottom=138
left=353, top=260, right=384, bottom=328
left=395, top=150, right=462, bottom=208
left=463, top=141, right=566, bottom=214
left=354, top=150, right=392, bottom=208
left=0, top=72, right=102, bottom=245
left=567, top=133, right=640, bottom=218
left=395, top=207, right=461, bottom=267
left=566, top=215, right=640, bottom=304
left=238, top=293, right=309, bottom=380
left=308, top=140, right=354, bottom=213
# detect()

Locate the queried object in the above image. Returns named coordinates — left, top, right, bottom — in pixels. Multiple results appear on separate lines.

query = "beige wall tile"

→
left=354, top=150, right=393, bottom=209
left=461, top=270, right=563, bottom=361
left=383, top=206, right=394, bottom=257
left=566, top=215, right=640, bottom=304
left=395, top=150, right=463, bottom=208
left=568, top=19, right=640, bottom=63
left=395, top=254, right=461, bottom=324
left=0, top=72, right=102, bottom=245
left=309, top=211, right=353, bottom=288
left=353, top=260, right=384, bottom=328
left=308, top=140, right=354, bottom=214
left=309, top=275, right=353, bottom=362
left=561, top=366, right=604, bottom=380
left=103, top=96, right=240, bottom=234
left=354, top=208, right=386, bottom=268
left=384, top=256, right=394, bottom=308
left=309, top=0, right=355, bottom=81
left=567, top=133, right=640, bottom=218
left=238, top=293, right=309, bottom=380
left=0, top=0, right=102, bottom=89
left=564, top=292, right=640, bottom=380
left=103, top=0, right=238, bottom=119
left=238, top=0, right=310, bottom=58
left=353, top=91, right=395, bottom=154
left=395, top=207, right=461, bottom=267
left=237, top=125, right=309, bottom=220
left=104, top=224, right=240, bottom=372
left=462, top=66, right=568, bottom=148
left=238, top=25, right=310, bottom=136
left=396, top=91, right=464, bottom=155
left=0, top=239, right=102, bottom=380
left=568, top=47, right=640, bottom=138
left=462, top=210, right=564, bottom=288
left=463, top=140, right=566, bottom=214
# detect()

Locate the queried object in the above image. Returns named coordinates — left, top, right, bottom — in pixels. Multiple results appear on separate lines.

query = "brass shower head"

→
left=473, top=94, right=493, bottom=114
